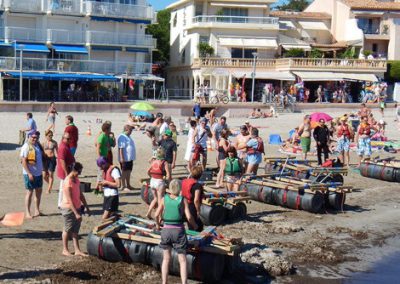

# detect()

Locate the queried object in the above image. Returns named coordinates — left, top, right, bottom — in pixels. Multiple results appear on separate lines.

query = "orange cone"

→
left=86, top=125, right=92, bottom=136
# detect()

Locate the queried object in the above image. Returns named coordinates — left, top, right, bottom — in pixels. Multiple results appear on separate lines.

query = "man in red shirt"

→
left=57, top=132, right=75, bottom=208
left=64, top=115, right=79, bottom=156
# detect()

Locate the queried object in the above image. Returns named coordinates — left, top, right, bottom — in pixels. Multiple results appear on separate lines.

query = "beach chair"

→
left=269, top=134, right=283, bottom=145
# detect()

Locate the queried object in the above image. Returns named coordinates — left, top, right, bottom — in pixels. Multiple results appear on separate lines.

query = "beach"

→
left=0, top=108, right=399, bottom=283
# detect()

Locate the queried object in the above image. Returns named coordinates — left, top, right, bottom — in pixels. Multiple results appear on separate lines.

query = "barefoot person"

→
left=298, top=115, right=311, bottom=160
left=20, top=131, right=44, bottom=219
left=356, top=116, right=375, bottom=166
left=57, top=132, right=75, bottom=208
left=234, top=125, right=250, bottom=172
left=64, top=115, right=78, bottom=156
left=215, top=129, right=230, bottom=188
left=336, top=116, right=353, bottom=166
left=154, top=179, right=198, bottom=284
left=42, top=130, right=58, bottom=193
left=46, top=102, right=58, bottom=132
left=222, top=146, right=242, bottom=191
left=240, top=128, right=264, bottom=175
left=60, top=162, right=90, bottom=257
left=117, top=125, right=136, bottom=191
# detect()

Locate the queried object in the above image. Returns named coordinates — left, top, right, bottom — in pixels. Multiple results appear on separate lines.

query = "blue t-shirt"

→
left=20, top=143, right=43, bottom=176
left=193, top=104, right=201, bottom=117
left=246, top=138, right=262, bottom=165
left=26, top=118, right=37, bottom=136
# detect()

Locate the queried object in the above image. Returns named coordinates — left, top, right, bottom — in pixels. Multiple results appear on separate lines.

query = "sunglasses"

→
left=31, top=136, right=38, bottom=139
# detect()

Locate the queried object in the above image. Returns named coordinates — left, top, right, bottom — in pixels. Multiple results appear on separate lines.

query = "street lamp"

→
left=19, top=44, right=24, bottom=102
left=251, top=52, right=258, bottom=103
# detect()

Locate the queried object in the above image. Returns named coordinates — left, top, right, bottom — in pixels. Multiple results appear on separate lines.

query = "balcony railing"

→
left=84, top=1, right=154, bottom=20
left=192, top=15, right=279, bottom=25
left=4, top=27, right=47, bottom=42
left=47, top=0, right=83, bottom=15
left=359, top=24, right=390, bottom=35
left=193, top=57, right=387, bottom=72
left=48, top=29, right=85, bottom=44
left=2, top=0, right=43, bottom=13
left=87, top=31, right=155, bottom=47
left=0, top=56, right=152, bottom=74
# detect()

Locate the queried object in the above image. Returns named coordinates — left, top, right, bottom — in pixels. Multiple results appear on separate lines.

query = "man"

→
left=315, top=85, right=322, bottom=103
left=159, top=116, right=171, bottom=136
left=193, top=102, right=201, bottom=120
left=212, top=116, right=228, bottom=146
left=336, top=116, right=353, bottom=167
left=117, top=125, right=136, bottom=191
left=20, top=131, right=43, bottom=219
left=192, top=118, right=212, bottom=170
left=298, top=115, right=312, bottom=160
left=97, top=156, right=121, bottom=220
left=233, top=125, right=250, bottom=172
left=64, top=115, right=79, bottom=156
left=20, top=113, right=37, bottom=145
left=356, top=116, right=375, bottom=166
left=57, top=132, right=75, bottom=208
left=242, top=128, right=264, bottom=175
left=358, top=103, right=371, bottom=118
left=159, top=129, right=177, bottom=171
left=313, top=119, right=331, bottom=165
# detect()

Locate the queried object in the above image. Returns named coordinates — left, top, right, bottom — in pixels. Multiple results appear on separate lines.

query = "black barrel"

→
left=140, top=183, right=155, bottom=205
left=326, top=192, right=346, bottom=210
left=199, top=203, right=227, bottom=226
left=240, top=184, right=273, bottom=203
left=128, top=241, right=150, bottom=264
left=359, top=162, right=369, bottom=177
left=300, top=191, right=325, bottom=213
left=87, top=232, right=101, bottom=257
left=380, top=166, right=395, bottom=182
left=394, top=168, right=400, bottom=182
left=87, top=233, right=130, bottom=262
left=225, top=202, right=247, bottom=220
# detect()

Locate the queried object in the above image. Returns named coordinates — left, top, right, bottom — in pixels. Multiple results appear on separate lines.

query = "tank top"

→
left=44, top=140, right=56, bottom=151
left=163, top=195, right=183, bottom=225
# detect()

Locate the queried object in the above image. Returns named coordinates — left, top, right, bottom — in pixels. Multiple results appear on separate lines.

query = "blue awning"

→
left=126, top=47, right=148, bottom=53
left=52, top=44, right=88, bottom=54
left=91, top=45, right=122, bottom=51
left=3, top=72, right=118, bottom=82
left=90, top=16, right=151, bottom=25
left=16, top=43, right=50, bottom=53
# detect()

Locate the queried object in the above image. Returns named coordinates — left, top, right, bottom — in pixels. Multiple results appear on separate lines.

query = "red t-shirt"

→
left=64, top=124, right=79, bottom=148
left=57, top=141, right=75, bottom=180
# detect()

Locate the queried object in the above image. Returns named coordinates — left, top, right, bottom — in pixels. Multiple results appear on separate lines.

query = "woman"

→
left=356, top=116, right=375, bottom=166
left=336, top=117, right=353, bottom=166
left=60, top=162, right=90, bottom=257
left=46, top=102, right=58, bottom=132
left=215, top=129, right=230, bottom=188
left=146, top=126, right=159, bottom=161
left=42, top=130, right=58, bottom=193
left=184, top=120, right=197, bottom=172
left=222, top=146, right=242, bottom=191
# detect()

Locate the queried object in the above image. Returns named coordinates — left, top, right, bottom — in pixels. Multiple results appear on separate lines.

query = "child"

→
left=146, top=148, right=171, bottom=219
left=221, top=146, right=242, bottom=191
left=169, top=123, right=178, bottom=144
left=154, top=179, right=197, bottom=284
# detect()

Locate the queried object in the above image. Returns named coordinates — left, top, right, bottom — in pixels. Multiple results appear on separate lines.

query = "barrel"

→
left=274, top=189, right=303, bottom=210
left=300, top=191, right=325, bottom=213
left=87, top=232, right=101, bottom=257
left=359, top=163, right=369, bottom=178
left=360, top=162, right=398, bottom=182
left=240, top=183, right=275, bottom=204
left=140, top=183, right=155, bottom=205
left=394, top=168, right=400, bottom=182
left=326, top=192, right=346, bottom=210
left=199, top=203, right=227, bottom=226
left=380, top=166, right=395, bottom=182
left=225, top=202, right=247, bottom=220
left=87, top=233, right=130, bottom=262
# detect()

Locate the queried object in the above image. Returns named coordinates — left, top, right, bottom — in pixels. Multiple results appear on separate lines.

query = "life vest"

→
left=163, top=195, right=183, bottom=225
left=225, top=157, right=241, bottom=176
left=27, top=144, right=36, bottom=165
left=103, top=165, right=120, bottom=189
left=338, top=125, right=351, bottom=138
left=181, top=178, right=198, bottom=204
left=149, top=159, right=166, bottom=179
left=247, top=137, right=265, bottom=155
left=358, top=124, right=371, bottom=136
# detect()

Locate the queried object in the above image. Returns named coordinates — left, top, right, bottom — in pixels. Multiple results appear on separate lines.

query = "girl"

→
left=222, top=146, right=242, bottom=191
left=42, top=130, right=58, bottom=193
left=215, top=129, right=230, bottom=188
left=46, top=102, right=58, bottom=132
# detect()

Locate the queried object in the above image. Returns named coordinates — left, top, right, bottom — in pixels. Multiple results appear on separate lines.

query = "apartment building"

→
left=0, top=0, right=156, bottom=100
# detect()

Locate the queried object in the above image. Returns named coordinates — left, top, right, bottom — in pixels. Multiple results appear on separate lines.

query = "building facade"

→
left=0, top=0, right=157, bottom=100
left=167, top=0, right=387, bottom=99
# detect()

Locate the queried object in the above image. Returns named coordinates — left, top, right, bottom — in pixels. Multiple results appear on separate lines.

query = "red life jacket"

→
left=181, top=178, right=198, bottom=204
left=358, top=124, right=371, bottom=136
left=338, top=125, right=351, bottom=138
left=247, top=137, right=265, bottom=155
left=149, top=159, right=166, bottom=179
left=103, top=165, right=120, bottom=189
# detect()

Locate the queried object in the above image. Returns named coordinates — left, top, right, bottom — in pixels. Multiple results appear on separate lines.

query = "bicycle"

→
left=208, top=90, right=230, bottom=104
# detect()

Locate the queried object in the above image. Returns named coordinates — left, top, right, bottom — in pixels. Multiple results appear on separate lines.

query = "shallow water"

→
left=345, top=251, right=400, bottom=284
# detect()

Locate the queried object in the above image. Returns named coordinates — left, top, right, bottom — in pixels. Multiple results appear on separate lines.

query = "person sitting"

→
left=221, top=146, right=242, bottom=191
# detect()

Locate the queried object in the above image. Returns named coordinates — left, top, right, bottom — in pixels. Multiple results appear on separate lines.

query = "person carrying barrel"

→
left=181, top=166, right=204, bottom=231
left=221, top=146, right=242, bottom=191
left=154, top=179, right=198, bottom=284
left=146, top=148, right=171, bottom=219
left=97, top=156, right=121, bottom=221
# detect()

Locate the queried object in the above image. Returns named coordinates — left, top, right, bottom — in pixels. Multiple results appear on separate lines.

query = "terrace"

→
left=189, top=15, right=279, bottom=30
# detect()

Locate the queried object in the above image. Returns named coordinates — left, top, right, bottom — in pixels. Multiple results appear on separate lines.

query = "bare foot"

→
left=146, top=212, right=152, bottom=219
left=62, top=250, right=73, bottom=257
left=122, top=187, right=130, bottom=192
left=74, top=251, right=88, bottom=257
left=33, top=212, right=45, bottom=218
left=25, top=214, right=33, bottom=219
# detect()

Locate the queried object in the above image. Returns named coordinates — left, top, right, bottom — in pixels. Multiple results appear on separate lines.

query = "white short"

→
left=150, top=178, right=165, bottom=190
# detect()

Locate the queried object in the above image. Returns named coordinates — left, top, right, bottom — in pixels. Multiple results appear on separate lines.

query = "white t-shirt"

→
left=103, top=168, right=121, bottom=197
left=195, top=125, right=209, bottom=148
left=117, top=133, right=136, bottom=162
left=20, top=143, right=43, bottom=176
left=159, top=122, right=169, bottom=136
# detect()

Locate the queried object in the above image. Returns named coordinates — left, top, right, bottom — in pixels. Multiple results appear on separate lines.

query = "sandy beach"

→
left=0, top=107, right=399, bottom=283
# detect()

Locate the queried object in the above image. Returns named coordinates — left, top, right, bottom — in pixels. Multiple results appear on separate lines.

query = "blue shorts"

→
left=23, top=174, right=43, bottom=190
left=336, top=137, right=350, bottom=152
left=357, top=138, right=372, bottom=156
left=70, top=147, right=77, bottom=156
left=246, top=153, right=262, bottom=165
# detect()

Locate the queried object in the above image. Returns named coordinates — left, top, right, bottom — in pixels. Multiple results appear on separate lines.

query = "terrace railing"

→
left=86, top=31, right=155, bottom=47
left=84, top=1, right=154, bottom=20
left=192, top=15, right=279, bottom=25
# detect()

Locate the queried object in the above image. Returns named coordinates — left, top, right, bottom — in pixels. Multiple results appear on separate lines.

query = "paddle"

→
left=1, top=212, right=25, bottom=227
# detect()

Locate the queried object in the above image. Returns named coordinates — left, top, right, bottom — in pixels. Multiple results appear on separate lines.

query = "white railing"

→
left=4, top=27, right=46, bottom=42
left=2, top=0, right=43, bottom=13
left=47, top=0, right=83, bottom=15
left=47, top=29, right=85, bottom=44
left=86, top=31, right=154, bottom=47
left=0, top=56, right=152, bottom=74
left=192, top=15, right=279, bottom=25
left=84, top=1, right=154, bottom=20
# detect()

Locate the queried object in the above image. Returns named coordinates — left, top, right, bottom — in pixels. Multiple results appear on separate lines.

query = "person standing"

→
left=64, top=115, right=78, bottom=156
left=20, top=131, right=43, bottom=219
left=42, top=130, right=58, bottom=193
left=60, top=162, right=90, bottom=257
left=154, top=179, right=198, bottom=284
left=356, top=116, right=374, bottom=166
left=159, top=116, right=171, bottom=137
left=240, top=128, right=264, bottom=175
left=145, top=126, right=158, bottom=160
left=159, top=129, right=177, bottom=171
left=215, top=129, right=230, bottom=188
left=57, top=132, right=75, bottom=208
left=193, top=102, right=201, bottom=121
left=234, top=125, right=250, bottom=172
left=46, top=102, right=58, bottom=133
left=212, top=116, right=228, bottom=149
left=298, top=115, right=312, bottom=160
left=117, top=125, right=136, bottom=191
left=313, top=119, right=331, bottom=165
left=315, top=85, right=322, bottom=103
left=184, top=120, right=197, bottom=172
left=221, top=146, right=242, bottom=191
left=191, top=118, right=212, bottom=170
left=336, top=117, right=353, bottom=166
left=20, top=113, right=37, bottom=145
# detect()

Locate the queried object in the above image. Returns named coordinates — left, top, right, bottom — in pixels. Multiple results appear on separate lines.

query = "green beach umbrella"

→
left=130, top=102, right=155, bottom=111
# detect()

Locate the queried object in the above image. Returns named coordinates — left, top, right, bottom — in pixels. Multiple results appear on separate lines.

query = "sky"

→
left=148, top=0, right=288, bottom=11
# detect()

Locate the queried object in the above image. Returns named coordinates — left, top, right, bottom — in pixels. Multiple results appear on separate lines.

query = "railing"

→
left=84, top=1, right=154, bottom=20
left=86, top=31, right=154, bottom=47
left=47, top=29, right=85, bottom=44
left=192, top=15, right=279, bottom=25
left=47, top=0, right=82, bottom=15
left=193, top=57, right=276, bottom=68
left=0, top=56, right=152, bottom=74
left=2, top=0, right=43, bottom=13
left=4, top=27, right=46, bottom=42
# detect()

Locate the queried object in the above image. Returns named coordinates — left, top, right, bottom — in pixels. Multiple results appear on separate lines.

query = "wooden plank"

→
left=115, top=233, right=161, bottom=245
left=92, top=219, right=116, bottom=234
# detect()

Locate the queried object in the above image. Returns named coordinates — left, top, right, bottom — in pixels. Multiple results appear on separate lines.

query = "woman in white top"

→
left=184, top=120, right=197, bottom=172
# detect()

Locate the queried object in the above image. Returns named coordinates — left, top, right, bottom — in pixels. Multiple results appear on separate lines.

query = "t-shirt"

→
left=103, top=168, right=121, bottom=197
left=117, top=133, right=136, bottom=162
left=193, top=104, right=201, bottom=117
left=26, top=118, right=37, bottom=137
left=57, top=142, right=75, bottom=180
left=64, top=124, right=79, bottom=148
left=158, top=138, right=177, bottom=164
left=20, top=143, right=43, bottom=176
left=195, top=126, right=209, bottom=148
left=97, top=132, right=111, bottom=157
left=61, top=176, right=81, bottom=210
left=159, top=122, right=169, bottom=136
left=212, top=123, right=228, bottom=141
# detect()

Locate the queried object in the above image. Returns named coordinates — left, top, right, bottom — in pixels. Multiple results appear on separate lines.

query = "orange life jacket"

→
left=149, top=160, right=166, bottom=179
left=247, top=137, right=265, bottom=155
left=181, top=178, right=198, bottom=204
left=358, top=124, right=371, bottom=136
left=338, top=125, right=351, bottom=138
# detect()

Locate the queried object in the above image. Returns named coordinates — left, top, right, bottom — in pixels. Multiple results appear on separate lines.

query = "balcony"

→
left=86, top=31, right=155, bottom=48
left=0, top=56, right=152, bottom=74
left=47, top=29, right=85, bottom=44
left=190, top=15, right=279, bottom=30
left=47, top=0, right=83, bottom=15
left=192, top=57, right=387, bottom=73
left=84, top=1, right=154, bottom=21
left=4, top=27, right=47, bottom=43
left=2, top=0, right=44, bottom=13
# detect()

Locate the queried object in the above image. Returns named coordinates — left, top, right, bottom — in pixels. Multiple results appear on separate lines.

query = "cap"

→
left=96, top=156, right=108, bottom=167
left=164, top=129, right=173, bottom=136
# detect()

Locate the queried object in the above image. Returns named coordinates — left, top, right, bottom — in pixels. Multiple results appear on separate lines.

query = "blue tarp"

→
left=52, top=44, right=88, bottom=54
left=3, top=72, right=118, bottom=82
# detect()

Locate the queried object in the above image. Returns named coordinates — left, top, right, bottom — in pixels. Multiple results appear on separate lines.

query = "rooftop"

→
left=270, top=11, right=331, bottom=19
left=342, top=0, right=400, bottom=11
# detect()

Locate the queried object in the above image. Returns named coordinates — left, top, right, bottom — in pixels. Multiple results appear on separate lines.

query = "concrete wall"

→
left=388, top=17, right=400, bottom=60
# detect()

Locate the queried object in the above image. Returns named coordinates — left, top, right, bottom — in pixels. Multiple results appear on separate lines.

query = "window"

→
left=231, top=48, right=257, bottom=58
left=231, top=48, right=242, bottom=58
left=181, top=49, right=186, bottom=64
left=195, top=3, right=203, bottom=16
left=372, top=43, right=378, bottom=53
left=120, top=0, right=137, bottom=4
left=199, top=36, right=209, bottom=44
left=244, top=48, right=257, bottom=58
left=222, top=8, right=248, bottom=22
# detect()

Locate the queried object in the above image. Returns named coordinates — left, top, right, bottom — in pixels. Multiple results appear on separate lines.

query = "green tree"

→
left=147, top=9, right=171, bottom=63
left=386, top=61, right=400, bottom=82
left=276, top=0, right=310, bottom=11
left=198, top=42, right=215, bottom=57
left=283, top=48, right=305, bottom=58
left=309, top=48, right=323, bottom=58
